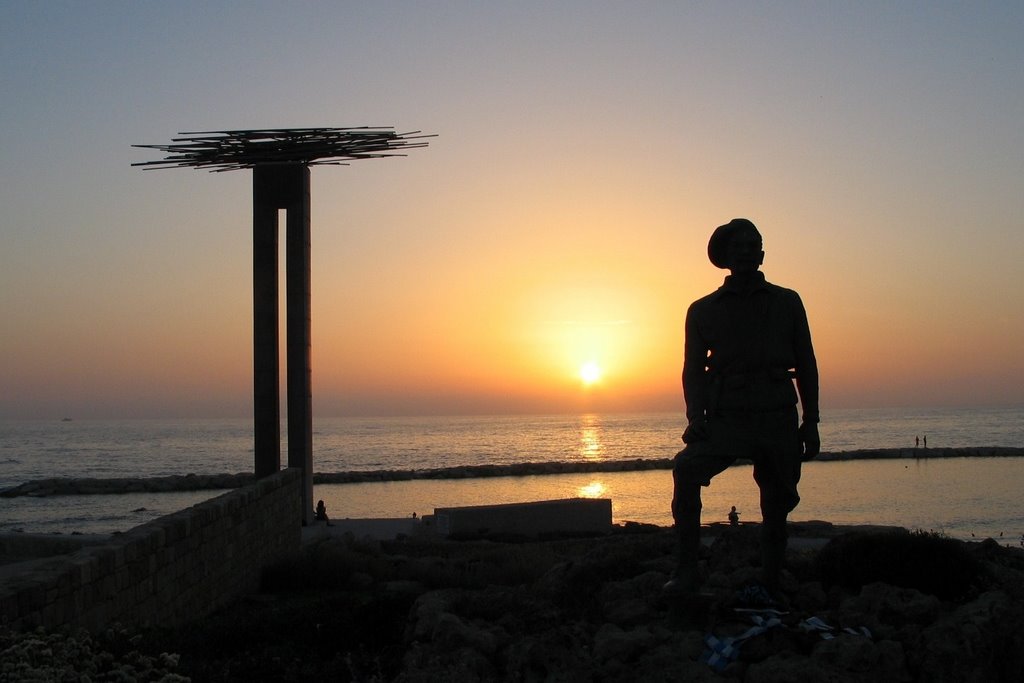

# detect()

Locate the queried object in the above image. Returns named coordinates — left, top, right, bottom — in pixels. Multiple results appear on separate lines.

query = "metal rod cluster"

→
left=133, top=127, right=432, bottom=171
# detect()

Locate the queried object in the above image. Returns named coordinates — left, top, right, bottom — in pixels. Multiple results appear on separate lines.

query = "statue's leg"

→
left=753, top=410, right=802, bottom=591
left=759, top=511, right=789, bottom=591
left=667, top=467, right=702, bottom=593
left=667, top=440, right=732, bottom=594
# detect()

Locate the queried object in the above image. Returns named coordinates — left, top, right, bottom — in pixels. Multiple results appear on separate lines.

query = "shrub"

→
left=816, top=529, right=984, bottom=599
left=0, top=624, right=188, bottom=682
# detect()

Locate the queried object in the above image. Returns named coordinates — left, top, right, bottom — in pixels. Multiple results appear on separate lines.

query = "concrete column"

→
left=286, top=167, right=313, bottom=525
left=252, top=167, right=281, bottom=479
left=251, top=165, right=314, bottom=524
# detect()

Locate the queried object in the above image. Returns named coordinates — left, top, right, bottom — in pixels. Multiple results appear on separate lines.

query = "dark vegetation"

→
left=815, top=528, right=986, bottom=600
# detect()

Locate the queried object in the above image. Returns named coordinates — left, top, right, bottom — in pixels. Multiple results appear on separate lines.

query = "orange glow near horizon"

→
left=308, top=250, right=693, bottom=415
left=4, top=4, right=1024, bottom=421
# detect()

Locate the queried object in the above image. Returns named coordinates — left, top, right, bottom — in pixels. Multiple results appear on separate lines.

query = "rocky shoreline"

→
left=147, top=523, right=1024, bottom=680
left=2, top=447, right=1022, bottom=498
left=3, top=522, right=1024, bottom=680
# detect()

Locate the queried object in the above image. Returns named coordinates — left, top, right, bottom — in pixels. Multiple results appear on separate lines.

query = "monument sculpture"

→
left=134, top=127, right=431, bottom=522
left=668, top=218, right=819, bottom=602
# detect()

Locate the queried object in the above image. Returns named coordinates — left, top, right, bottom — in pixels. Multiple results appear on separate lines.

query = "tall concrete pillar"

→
left=285, top=168, right=313, bottom=525
left=253, top=167, right=282, bottom=480
left=252, top=164, right=313, bottom=525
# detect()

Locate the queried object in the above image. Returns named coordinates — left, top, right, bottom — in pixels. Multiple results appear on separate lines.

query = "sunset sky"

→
left=2, top=2, right=1022, bottom=419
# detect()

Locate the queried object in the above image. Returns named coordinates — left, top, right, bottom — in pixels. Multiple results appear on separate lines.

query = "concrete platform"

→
left=433, top=498, right=613, bottom=538
left=301, top=498, right=614, bottom=542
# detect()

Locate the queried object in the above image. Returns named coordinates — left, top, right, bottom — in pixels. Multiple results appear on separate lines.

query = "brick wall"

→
left=0, top=468, right=302, bottom=631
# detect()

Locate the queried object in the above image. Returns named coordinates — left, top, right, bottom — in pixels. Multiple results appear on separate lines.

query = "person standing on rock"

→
left=728, top=506, right=740, bottom=526
left=665, top=218, right=820, bottom=599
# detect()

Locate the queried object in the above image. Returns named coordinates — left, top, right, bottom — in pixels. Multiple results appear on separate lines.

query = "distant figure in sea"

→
left=923, top=435, right=927, bottom=448
left=315, top=499, right=330, bottom=524
left=666, top=218, right=820, bottom=601
left=915, top=436, right=920, bottom=448
left=728, top=506, right=740, bottom=526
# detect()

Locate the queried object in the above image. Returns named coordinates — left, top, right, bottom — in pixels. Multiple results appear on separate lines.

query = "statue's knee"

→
left=672, top=482, right=702, bottom=515
left=760, top=513, right=789, bottom=543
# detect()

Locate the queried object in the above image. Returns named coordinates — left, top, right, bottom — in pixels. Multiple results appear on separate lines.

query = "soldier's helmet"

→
left=708, top=218, right=761, bottom=269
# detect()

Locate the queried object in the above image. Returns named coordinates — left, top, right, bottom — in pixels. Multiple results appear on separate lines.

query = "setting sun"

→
left=580, top=362, right=602, bottom=385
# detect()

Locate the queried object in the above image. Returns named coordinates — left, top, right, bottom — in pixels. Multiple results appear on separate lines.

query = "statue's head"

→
left=708, top=218, right=764, bottom=272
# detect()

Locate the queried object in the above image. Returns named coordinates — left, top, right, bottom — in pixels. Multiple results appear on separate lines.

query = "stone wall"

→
left=0, top=468, right=302, bottom=631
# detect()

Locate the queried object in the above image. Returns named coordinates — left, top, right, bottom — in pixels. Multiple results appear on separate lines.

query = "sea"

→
left=2, top=407, right=1023, bottom=542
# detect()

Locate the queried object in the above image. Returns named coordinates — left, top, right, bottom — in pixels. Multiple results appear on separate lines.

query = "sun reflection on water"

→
left=577, top=481, right=608, bottom=498
left=577, top=414, right=606, bottom=460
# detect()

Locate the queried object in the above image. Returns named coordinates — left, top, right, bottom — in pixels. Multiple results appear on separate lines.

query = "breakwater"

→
left=2, top=447, right=1021, bottom=497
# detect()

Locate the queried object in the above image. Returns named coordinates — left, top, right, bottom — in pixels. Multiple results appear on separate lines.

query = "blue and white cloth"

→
left=701, top=612, right=872, bottom=671
left=798, top=615, right=872, bottom=640
left=701, top=613, right=782, bottom=672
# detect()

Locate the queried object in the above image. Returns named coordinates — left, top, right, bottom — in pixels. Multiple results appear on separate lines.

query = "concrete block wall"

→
left=0, top=468, right=302, bottom=631
left=433, top=498, right=613, bottom=538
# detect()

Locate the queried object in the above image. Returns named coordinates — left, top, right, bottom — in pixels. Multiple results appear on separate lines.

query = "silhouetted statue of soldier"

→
left=665, top=218, right=819, bottom=601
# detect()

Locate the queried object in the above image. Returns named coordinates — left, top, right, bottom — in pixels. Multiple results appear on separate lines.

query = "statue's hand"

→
left=682, top=418, right=710, bottom=444
left=800, top=421, right=820, bottom=461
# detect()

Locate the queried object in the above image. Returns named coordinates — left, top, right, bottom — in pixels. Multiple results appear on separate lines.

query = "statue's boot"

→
left=663, top=515, right=701, bottom=596
left=759, top=519, right=789, bottom=606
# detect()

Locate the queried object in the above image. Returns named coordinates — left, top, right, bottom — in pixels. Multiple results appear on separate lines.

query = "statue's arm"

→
left=682, top=304, right=709, bottom=424
left=792, top=293, right=820, bottom=458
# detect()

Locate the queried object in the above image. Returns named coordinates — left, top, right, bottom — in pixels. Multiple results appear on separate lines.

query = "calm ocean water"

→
left=2, top=407, right=1023, bottom=540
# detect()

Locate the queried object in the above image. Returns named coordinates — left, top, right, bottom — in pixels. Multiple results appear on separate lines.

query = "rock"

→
left=592, top=623, right=655, bottom=664
left=603, top=597, right=655, bottom=627
left=910, top=590, right=1024, bottom=682
left=709, top=525, right=762, bottom=572
left=404, top=589, right=457, bottom=643
left=790, top=580, right=828, bottom=613
left=598, top=570, right=663, bottom=626
left=839, top=581, right=942, bottom=636
left=382, top=579, right=426, bottom=597
left=630, top=640, right=721, bottom=681
left=739, top=626, right=806, bottom=665
left=745, top=650, right=838, bottom=683
left=1, top=473, right=255, bottom=497
left=432, top=612, right=498, bottom=657
left=138, top=522, right=1024, bottom=681
left=396, top=641, right=495, bottom=682
left=502, top=629, right=595, bottom=680
left=810, top=634, right=910, bottom=680
left=876, top=640, right=913, bottom=682
left=598, top=570, right=665, bottom=602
